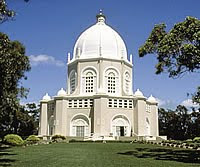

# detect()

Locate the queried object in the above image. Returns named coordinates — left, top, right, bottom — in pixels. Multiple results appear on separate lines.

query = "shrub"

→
left=189, top=144, right=194, bottom=147
left=25, top=135, right=40, bottom=145
left=167, top=140, right=175, bottom=144
left=193, top=137, right=200, bottom=143
left=4, top=134, right=24, bottom=146
left=186, top=139, right=193, bottom=142
left=52, top=135, right=66, bottom=142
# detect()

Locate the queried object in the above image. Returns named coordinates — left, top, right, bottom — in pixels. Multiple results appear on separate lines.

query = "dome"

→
left=57, top=88, right=66, bottom=96
left=147, top=95, right=157, bottom=103
left=134, top=89, right=144, bottom=97
left=42, top=93, right=51, bottom=100
left=72, top=11, right=127, bottom=61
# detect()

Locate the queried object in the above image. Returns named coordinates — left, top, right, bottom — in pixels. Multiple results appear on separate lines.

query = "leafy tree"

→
left=158, top=108, right=169, bottom=136
left=0, top=0, right=15, bottom=23
left=139, top=17, right=200, bottom=137
left=190, top=108, right=200, bottom=138
left=139, top=16, right=200, bottom=78
left=14, top=104, right=39, bottom=138
left=25, top=103, right=40, bottom=123
left=0, top=32, right=30, bottom=137
left=192, top=86, right=200, bottom=105
left=158, top=108, right=179, bottom=139
left=175, top=105, right=192, bottom=140
left=0, top=0, right=29, bottom=24
left=23, top=103, right=40, bottom=135
left=0, top=0, right=31, bottom=138
left=158, top=106, right=200, bottom=140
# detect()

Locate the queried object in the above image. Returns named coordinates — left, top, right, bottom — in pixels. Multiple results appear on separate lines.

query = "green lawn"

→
left=0, top=142, right=200, bottom=167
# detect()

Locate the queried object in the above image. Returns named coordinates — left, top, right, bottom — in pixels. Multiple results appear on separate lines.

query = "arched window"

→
left=124, top=72, right=131, bottom=94
left=71, top=114, right=90, bottom=137
left=82, top=68, right=97, bottom=94
left=85, top=71, right=94, bottom=93
left=69, top=70, right=77, bottom=94
left=105, top=68, right=120, bottom=94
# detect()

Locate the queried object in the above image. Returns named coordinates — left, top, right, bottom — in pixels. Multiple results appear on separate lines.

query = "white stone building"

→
left=38, top=12, right=159, bottom=140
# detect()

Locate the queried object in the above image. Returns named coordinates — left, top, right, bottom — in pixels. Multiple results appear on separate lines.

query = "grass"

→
left=0, top=142, right=200, bottom=167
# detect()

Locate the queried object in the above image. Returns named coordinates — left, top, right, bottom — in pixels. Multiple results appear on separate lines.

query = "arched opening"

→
left=71, top=114, right=90, bottom=137
left=146, top=117, right=150, bottom=136
left=48, top=115, right=54, bottom=136
left=124, top=72, right=131, bottom=94
left=81, top=68, right=97, bottom=94
left=69, top=70, right=77, bottom=94
left=105, top=68, right=120, bottom=95
left=111, top=115, right=130, bottom=137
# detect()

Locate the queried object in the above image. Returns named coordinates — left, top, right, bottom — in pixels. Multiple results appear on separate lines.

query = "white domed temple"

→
left=38, top=11, right=160, bottom=140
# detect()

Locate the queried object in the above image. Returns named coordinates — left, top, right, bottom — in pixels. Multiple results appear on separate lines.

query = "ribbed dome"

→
left=73, top=12, right=127, bottom=61
left=147, top=95, right=157, bottom=103
left=42, top=93, right=51, bottom=101
left=57, top=88, right=66, bottom=96
left=134, top=89, right=144, bottom=97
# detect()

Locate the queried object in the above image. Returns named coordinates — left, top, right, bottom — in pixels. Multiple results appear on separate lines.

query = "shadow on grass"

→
left=0, top=146, right=16, bottom=166
left=118, top=147, right=200, bottom=164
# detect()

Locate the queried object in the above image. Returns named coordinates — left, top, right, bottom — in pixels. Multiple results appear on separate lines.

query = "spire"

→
left=96, top=9, right=106, bottom=23
left=130, top=54, right=133, bottom=64
left=67, top=52, right=71, bottom=63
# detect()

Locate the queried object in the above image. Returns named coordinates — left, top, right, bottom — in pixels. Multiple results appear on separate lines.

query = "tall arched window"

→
left=108, top=72, right=116, bottom=93
left=124, top=72, right=131, bottom=94
left=69, top=70, right=77, bottom=94
left=85, top=71, right=94, bottom=93
left=82, top=68, right=97, bottom=94
left=105, top=68, right=120, bottom=94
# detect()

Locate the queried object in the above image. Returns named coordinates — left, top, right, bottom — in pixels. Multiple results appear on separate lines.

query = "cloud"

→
left=156, top=98, right=166, bottom=107
left=29, top=54, right=64, bottom=67
left=156, top=98, right=177, bottom=109
left=180, top=99, right=199, bottom=108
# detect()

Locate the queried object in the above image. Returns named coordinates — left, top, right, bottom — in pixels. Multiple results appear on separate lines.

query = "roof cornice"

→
left=68, top=57, right=133, bottom=67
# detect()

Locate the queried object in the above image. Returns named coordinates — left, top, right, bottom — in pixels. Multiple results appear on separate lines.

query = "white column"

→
left=134, top=97, right=146, bottom=136
left=39, top=101, right=48, bottom=136
left=54, top=99, right=67, bottom=136
left=150, top=103, right=159, bottom=136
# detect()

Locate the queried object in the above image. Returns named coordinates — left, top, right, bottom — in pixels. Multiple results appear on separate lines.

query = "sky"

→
left=1, top=0, right=199, bottom=109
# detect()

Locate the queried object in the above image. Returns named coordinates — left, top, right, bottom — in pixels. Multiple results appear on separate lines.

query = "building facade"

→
left=38, top=12, right=159, bottom=140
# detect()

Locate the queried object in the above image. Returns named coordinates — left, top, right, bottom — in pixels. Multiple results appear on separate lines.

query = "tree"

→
left=192, top=86, right=200, bottom=105
left=139, top=16, right=200, bottom=123
left=0, top=0, right=15, bottom=23
left=0, top=0, right=29, bottom=24
left=0, top=32, right=30, bottom=138
left=190, top=108, right=200, bottom=137
left=158, top=106, right=194, bottom=140
left=158, top=108, right=179, bottom=140
left=11, top=103, right=39, bottom=138
left=139, top=16, right=200, bottom=78
left=23, top=103, right=40, bottom=135
left=0, top=0, right=31, bottom=138
left=175, top=105, right=192, bottom=140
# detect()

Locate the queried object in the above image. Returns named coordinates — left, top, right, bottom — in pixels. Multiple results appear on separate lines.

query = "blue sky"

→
left=1, top=0, right=200, bottom=109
